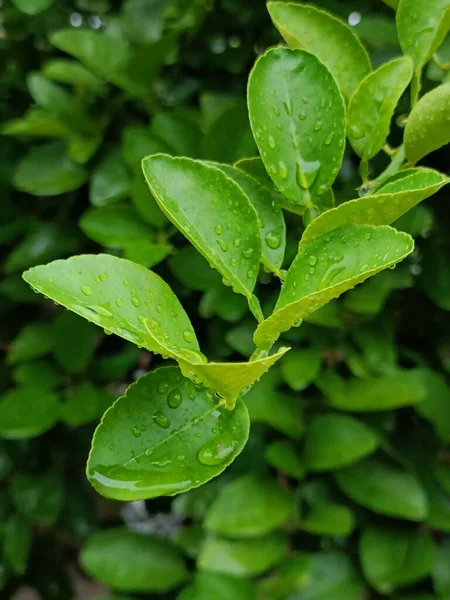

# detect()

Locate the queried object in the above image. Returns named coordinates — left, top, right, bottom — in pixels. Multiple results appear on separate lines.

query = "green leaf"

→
left=8, top=322, right=53, bottom=365
left=419, top=239, right=450, bottom=310
left=124, top=241, right=172, bottom=269
left=335, top=457, right=429, bottom=521
left=248, top=47, right=345, bottom=212
left=177, top=571, right=257, bottom=600
left=87, top=367, right=250, bottom=501
left=207, top=163, right=286, bottom=276
left=280, top=347, right=322, bottom=391
left=11, top=471, right=64, bottom=525
left=90, top=150, right=131, bottom=207
left=405, top=84, right=450, bottom=164
left=0, top=388, right=60, bottom=439
left=302, top=503, right=355, bottom=537
left=304, top=414, right=379, bottom=471
left=204, top=474, right=294, bottom=537
left=80, top=528, right=188, bottom=593
left=80, top=205, right=153, bottom=248
left=2, top=514, right=32, bottom=575
left=433, top=539, right=450, bottom=597
left=267, top=3, right=371, bottom=100
left=13, top=359, right=63, bottom=390
left=130, top=175, right=168, bottom=228
left=151, top=111, right=203, bottom=158
left=1, top=108, right=69, bottom=139
left=142, top=155, right=263, bottom=318
left=122, top=127, right=171, bottom=173
left=318, top=369, right=426, bottom=411
left=347, top=57, right=412, bottom=160
left=23, top=254, right=199, bottom=355
left=381, top=0, right=399, bottom=8
left=197, top=533, right=286, bottom=577
left=265, top=440, right=306, bottom=480
left=12, top=0, right=54, bottom=15
left=169, top=245, right=222, bottom=291
left=397, top=0, right=450, bottom=70
left=300, top=168, right=447, bottom=246
left=42, top=59, right=108, bottom=95
left=254, top=226, right=414, bottom=350
left=435, top=465, right=450, bottom=494
left=52, top=312, right=96, bottom=374
left=13, top=141, right=87, bottom=196
left=415, top=370, right=450, bottom=442
left=360, top=525, right=436, bottom=593
left=62, top=381, right=114, bottom=427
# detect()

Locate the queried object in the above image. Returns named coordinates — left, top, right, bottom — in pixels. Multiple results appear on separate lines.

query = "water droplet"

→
left=158, top=381, right=169, bottom=394
left=131, top=297, right=140, bottom=307
left=215, top=225, right=222, bottom=235
left=314, top=122, right=322, bottom=131
left=145, top=448, right=152, bottom=457
left=360, top=264, right=369, bottom=272
left=132, top=426, right=141, bottom=438
left=299, top=111, right=307, bottom=121
left=268, top=136, right=276, bottom=148
left=137, top=315, right=145, bottom=323
left=156, top=304, right=163, bottom=314
left=217, top=239, right=229, bottom=252
left=177, top=455, right=185, bottom=462
left=76, top=268, right=82, bottom=275
left=364, top=232, right=372, bottom=240
left=167, top=389, right=183, bottom=409
left=278, top=160, right=288, bottom=179
left=308, top=255, right=317, bottom=266
left=183, top=329, right=194, bottom=343
left=273, top=106, right=280, bottom=117
left=123, top=280, right=129, bottom=286
left=231, top=258, right=237, bottom=266
left=296, top=158, right=321, bottom=189
left=99, top=273, right=107, bottom=281
left=324, top=134, right=333, bottom=146
left=188, top=393, right=195, bottom=401
left=197, top=438, right=236, bottom=466
left=234, top=239, right=241, bottom=247
left=265, top=231, right=281, bottom=249
left=283, top=99, right=293, bottom=115
left=243, top=248, right=254, bottom=259
left=247, top=270, right=255, bottom=279
left=81, top=285, right=92, bottom=296
left=353, top=241, right=360, bottom=248
left=153, top=412, right=170, bottom=428
left=115, top=298, right=123, bottom=307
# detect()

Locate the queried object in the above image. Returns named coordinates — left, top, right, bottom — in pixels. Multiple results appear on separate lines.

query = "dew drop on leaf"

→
left=265, top=231, right=281, bottom=250
left=81, top=285, right=92, bottom=296
left=268, top=136, right=276, bottom=148
left=153, top=412, right=170, bottom=428
left=131, top=297, right=140, bottom=307
left=197, top=438, right=236, bottom=466
left=167, top=390, right=183, bottom=409
left=182, top=329, right=194, bottom=343
left=132, top=426, right=141, bottom=438
left=308, top=255, right=318, bottom=266
left=156, top=304, right=163, bottom=314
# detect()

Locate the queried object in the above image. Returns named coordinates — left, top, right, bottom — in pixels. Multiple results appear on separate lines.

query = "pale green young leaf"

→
left=267, top=3, right=371, bottom=99
left=304, top=414, right=379, bottom=471
left=300, top=168, right=448, bottom=246
left=23, top=254, right=199, bottom=354
left=206, top=163, right=286, bottom=276
left=404, top=83, right=450, bottom=164
left=80, top=205, right=153, bottom=247
left=142, top=155, right=263, bottom=318
left=347, top=57, right=412, bottom=160
left=198, top=534, right=286, bottom=577
left=248, top=48, right=345, bottom=212
left=80, top=528, right=188, bottom=593
left=204, top=474, right=295, bottom=537
left=87, top=367, right=250, bottom=501
left=254, top=226, right=414, bottom=350
left=335, top=457, right=429, bottom=520
left=0, top=388, right=60, bottom=439
left=397, top=0, right=450, bottom=70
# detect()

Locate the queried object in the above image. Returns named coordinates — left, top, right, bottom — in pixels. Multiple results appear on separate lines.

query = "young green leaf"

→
left=0, top=388, right=60, bottom=439
left=303, top=414, right=379, bottom=471
left=204, top=474, right=295, bottom=537
left=80, top=528, right=188, bottom=593
left=267, top=3, right=371, bottom=99
left=80, top=205, right=154, bottom=247
left=198, top=534, right=286, bottom=577
left=254, top=226, right=414, bottom=350
left=300, top=168, right=448, bottom=246
left=23, top=254, right=200, bottom=355
left=335, top=457, right=429, bottom=521
left=347, top=57, right=413, bottom=160
left=396, top=0, right=450, bottom=70
left=87, top=367, right=250, bottom=501
left=248, top=47, right=345, bottom=212
left=404, top=84, right=450, bottom=164
left=142, top=155, right=263, bottom=319
left=206, top=163, right=286, bottom=276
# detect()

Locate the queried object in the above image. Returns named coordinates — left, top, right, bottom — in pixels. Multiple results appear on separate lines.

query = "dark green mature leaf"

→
left=12, top=0, right=54, bottom=15
left=13, top=360, right=63, bottom=390
left=177, top=571, right=257, bottom=600
left=318, top=369, right=426, bottom=411
left=151, top=111, right=203, bottom=158
left=303, top=503, right=355, bottom=536
left=347, top=57, right=412, bottom=160
left=419, top=239, right=450, bottom=310
left=265, top=440, right=306, bottom=480
left=11, top=471, right=64, bottom=525
left=268, top=3, right=371, bottom=100
left=415, top=370, right=450, bottom=442
left=23, top=254, right=199, bottom=355
left=42, top=59, right=108, bottom=95
left=2, top=514, right=32, bottom=575
left=62, top=381, right=114, bottom=427
left=209, top=163, right=286, bottom=276
left=254, top=226, right=414, bottom=350
left=87, top=367, right=250, bottom=501
left=335, top=458, right=429, bottom=520
left=90, top=150, right=131, bottom=207
left=169, top=245, right=222, bottom=291
left=248, top=47, right=345, bottom=211
left=304, top=414, right=379, bottom=470
left=405, top=84, right=450, bottom=164
left=131, top=175, right=168, bottom=228
left=52, top=312, right=97, bottom=374
left=8, top=322, right=53, bottom=365
left=124, top=241, right=172, bottom=268
left=122, top=127, right=171, bottom=173
left=13, top=141, right=87, bottom=196
left=80, top=205, right=154, bottom=247
left=80, top=528, right=188, bottom=592
left=397, top=0, right=450, bottom=70
left=142, top=155, right=263, bottom=318
left=204, top=474, right=294, bottom=537
left=0, top=388, right=60, bottom=439
left=300, top=168, right=447, bottom=246
left=198, top=533, right=286, bottom=577
left=280, top=347, right=322, bottom=391
left=360, top=526, right=436, bottom=593
left=433, top=539, right=450, bottom=597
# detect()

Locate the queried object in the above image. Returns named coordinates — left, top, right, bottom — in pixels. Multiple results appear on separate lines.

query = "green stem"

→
left=359, top=159, right=369, bottom=184
left=366, top=145, right=406, bottom=194
left=411, top=70, right=421, bottom=109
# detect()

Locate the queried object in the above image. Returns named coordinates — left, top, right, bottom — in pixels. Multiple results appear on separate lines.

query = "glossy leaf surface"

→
left=248, top=47, right=345, bottom=211
left=268, top=2, right=371, bottom=99
left=87, top=367, right=250, bottom=500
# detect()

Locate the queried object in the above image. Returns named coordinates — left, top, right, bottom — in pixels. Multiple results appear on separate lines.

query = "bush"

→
left=1, top=0, right=450, bottom=598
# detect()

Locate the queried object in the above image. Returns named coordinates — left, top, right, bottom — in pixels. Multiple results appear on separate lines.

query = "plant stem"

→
left=411, top=69, right=421, bottom=109
left=366, top=146, right=406, bottom=194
